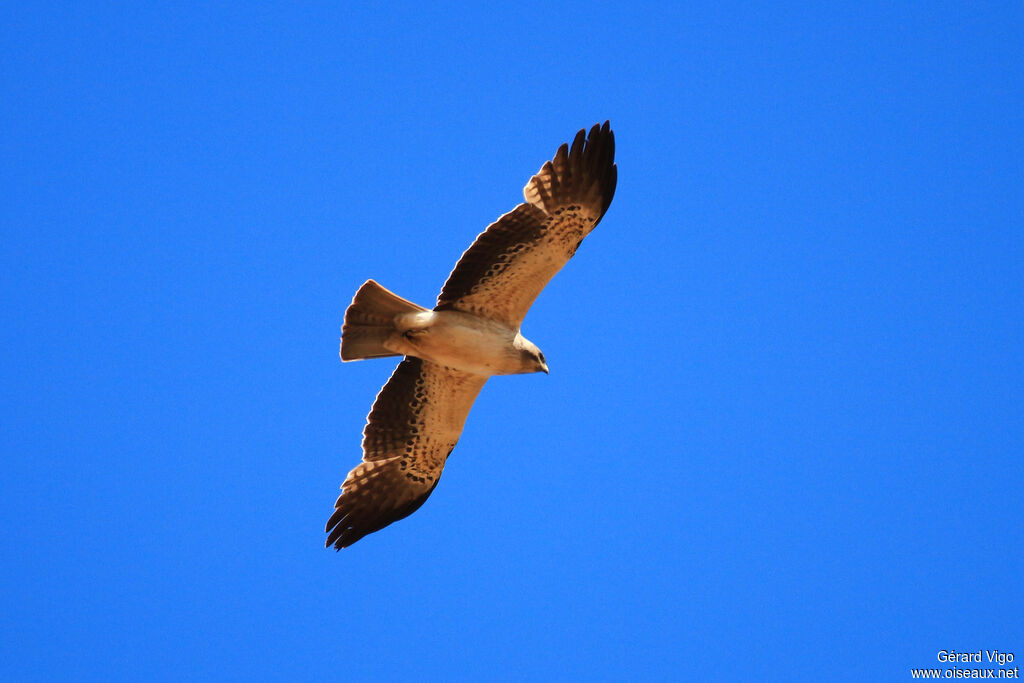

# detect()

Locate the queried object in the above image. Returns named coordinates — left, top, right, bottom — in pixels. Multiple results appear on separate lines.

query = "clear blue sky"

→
left=3, top=2, right=1021, bottom=681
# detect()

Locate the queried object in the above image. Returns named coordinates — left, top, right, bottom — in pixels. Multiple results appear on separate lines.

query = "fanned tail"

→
left=340, top=280, right=426, bottom=361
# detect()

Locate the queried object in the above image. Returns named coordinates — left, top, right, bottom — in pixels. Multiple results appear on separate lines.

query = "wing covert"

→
left=435, top=122, right=617, bottom=327
left=325, top=357, right=487, bottom=549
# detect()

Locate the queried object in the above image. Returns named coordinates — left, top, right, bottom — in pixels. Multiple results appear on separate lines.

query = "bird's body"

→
left=326, top=122, right=617, bottom=549
left=390, top=307, right=545, bottom=377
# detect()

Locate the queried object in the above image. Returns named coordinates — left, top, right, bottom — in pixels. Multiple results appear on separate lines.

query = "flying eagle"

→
left=326, top=122, right=617, bottom=549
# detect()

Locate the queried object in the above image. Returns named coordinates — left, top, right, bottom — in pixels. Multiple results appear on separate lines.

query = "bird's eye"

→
left=539, top=353, right=546, bottom=363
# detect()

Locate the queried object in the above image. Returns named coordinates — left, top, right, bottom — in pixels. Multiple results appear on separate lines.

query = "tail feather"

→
left=340, top=280, right=426, bottom=361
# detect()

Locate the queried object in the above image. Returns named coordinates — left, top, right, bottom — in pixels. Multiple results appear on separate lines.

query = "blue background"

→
left=3, top=2, right=1021, bottom=680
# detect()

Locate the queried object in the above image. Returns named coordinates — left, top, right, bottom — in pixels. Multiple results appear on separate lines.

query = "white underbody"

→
left=383, top=310, right=536, bottom=376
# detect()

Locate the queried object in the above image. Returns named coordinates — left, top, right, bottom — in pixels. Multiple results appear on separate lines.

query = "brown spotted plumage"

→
left=326, top=122, right=616, bottom=549
left=437, top=121, right=616, bottom=327
left=326, top=358, right=486, bottom=548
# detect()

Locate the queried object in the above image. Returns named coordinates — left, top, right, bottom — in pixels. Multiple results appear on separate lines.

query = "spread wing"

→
left=325, top=357, right=487, bottom=549
left=435, top=121, right=617, bottom=328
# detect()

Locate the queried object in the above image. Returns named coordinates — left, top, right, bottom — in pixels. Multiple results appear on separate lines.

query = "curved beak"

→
left=540, top=361, right=550, bottom=375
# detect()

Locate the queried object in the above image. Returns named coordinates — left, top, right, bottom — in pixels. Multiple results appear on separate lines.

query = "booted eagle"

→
left=326, top=122, right=617, bottom=549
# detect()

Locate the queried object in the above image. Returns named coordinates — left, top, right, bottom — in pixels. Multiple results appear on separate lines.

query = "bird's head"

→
left=513, top=335, right=549, bottom=375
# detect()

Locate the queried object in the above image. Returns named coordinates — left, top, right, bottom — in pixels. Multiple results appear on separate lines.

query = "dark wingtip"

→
left=582, top=120, right=617, bottom=220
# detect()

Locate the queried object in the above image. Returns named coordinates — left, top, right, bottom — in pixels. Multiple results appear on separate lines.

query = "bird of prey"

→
left=326, top=122, right=617, bottom=549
